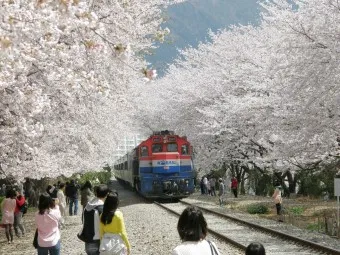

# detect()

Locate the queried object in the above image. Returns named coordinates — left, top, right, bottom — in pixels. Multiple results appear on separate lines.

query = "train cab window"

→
left=167, top=143, right=178, bottom=152
left=152, top=144, right=162, bottom=153
left=181, top=144, right=189, bottom=155
left=140, top=146, right=148, bottom=157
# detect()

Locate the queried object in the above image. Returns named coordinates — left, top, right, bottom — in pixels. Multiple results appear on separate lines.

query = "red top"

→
left=15, top=195, right=26, bottom=214
left=231, top=178, right=238, bottom=188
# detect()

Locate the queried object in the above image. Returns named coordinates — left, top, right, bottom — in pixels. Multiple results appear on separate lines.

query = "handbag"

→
left=208, top=240, right=219, bottom=255
left=99, top=233, right=127, bottom=255
left=33, top=229, right=38, bottom=249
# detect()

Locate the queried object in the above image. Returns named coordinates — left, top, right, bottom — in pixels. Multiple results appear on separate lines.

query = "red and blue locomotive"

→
left=113, top=130, right=196, bottom=199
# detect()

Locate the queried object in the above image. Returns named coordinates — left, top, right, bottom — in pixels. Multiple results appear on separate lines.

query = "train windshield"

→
left=167, top=143, right=178, bottom=152
left=140, top=146, right=148, bottom=156
left=152, top=144, right=162, bottom=153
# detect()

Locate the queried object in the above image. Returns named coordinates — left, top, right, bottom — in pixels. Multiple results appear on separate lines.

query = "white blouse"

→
left=172, top=240, right=220, bottom=255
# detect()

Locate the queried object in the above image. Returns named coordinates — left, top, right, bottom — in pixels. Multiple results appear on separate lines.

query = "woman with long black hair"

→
left=172, top=205, right=220, bottom=255
left=99, top=191, right=130, bottom=255
left=35, top=192, right=61, bottom=255
left=80, top=181, right=94, bottom=211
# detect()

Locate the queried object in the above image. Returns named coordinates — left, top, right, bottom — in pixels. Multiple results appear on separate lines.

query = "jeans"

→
left=69, top=198, right=78, bottom=216
left=37, top=240, right=61, bottom=255
left=210, top=187, right=216, bottom=196
left=14, top=212, right=25, bottom=237
left=218, top=195, right=224, bottom=206
left=85, top=241, right=100, bottom=255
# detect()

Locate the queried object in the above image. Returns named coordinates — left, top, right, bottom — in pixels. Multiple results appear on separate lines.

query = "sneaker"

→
left=8, top=241, right=11, bottom=244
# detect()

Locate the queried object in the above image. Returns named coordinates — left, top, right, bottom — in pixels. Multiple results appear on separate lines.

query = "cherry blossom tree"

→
left=0, top=0, right=185, bottom=180
left=134, top=0, right=340, bottom=179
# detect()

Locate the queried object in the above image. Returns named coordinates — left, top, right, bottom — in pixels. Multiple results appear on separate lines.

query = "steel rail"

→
left=154, top=201, right=246, bottom=251
left=180, top=200, right=340, bottom=255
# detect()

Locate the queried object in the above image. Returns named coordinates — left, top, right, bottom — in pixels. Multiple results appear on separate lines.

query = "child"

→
left=246, top=242, right=265, bottom=255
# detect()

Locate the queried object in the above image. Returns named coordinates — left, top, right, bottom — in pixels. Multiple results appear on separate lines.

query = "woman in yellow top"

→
left=99, top=191, right=130, bottom=255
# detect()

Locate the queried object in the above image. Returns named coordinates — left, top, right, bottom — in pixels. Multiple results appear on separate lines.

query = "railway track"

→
left=155, top=200, right=340, bottom=255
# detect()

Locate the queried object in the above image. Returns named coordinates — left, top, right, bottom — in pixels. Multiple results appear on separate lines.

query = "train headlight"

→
left=185, top=179, right=189, bottom=184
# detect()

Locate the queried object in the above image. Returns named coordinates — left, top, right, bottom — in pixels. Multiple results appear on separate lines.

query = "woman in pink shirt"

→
left=35, top=192, right=61, bottom=255
left=1, top=189, right=17, bottom=244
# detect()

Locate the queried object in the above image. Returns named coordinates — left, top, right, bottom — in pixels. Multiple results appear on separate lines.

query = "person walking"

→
left=172, top=205, right=220, bottom=255
left=14, top=190, right=26, bottom=238
left=218, top=178, right=225, bottom=206
left=231, top=177, right=238, bottom=198
left=1, top=184, right=6, bottom=196
left=200, top=178, right=205, bottom=195
left=245, top=242, right=266, bottom=255
left=65, top=181, right=70, bottom=205
left=206, top=179, right=211, bottom=196
left=203, top=176, right=208, bottom=195
left=57, top=183, right=66, bottom=229
left=46, top=184, right=58, bottom=200
left=78, top=184, right=110, bottom=255
left=1, top=189, right=17, bottom=244
left=67, top=180, right=80, bottom=216
left=81, top=181, right=94, bottom=211
left=209, top=178, right=216, bottom=196
left=272, top=184, right=283, bottom=222
left=99, top=191, right=130, bottom=255
left=35, top=192, right=62, bottom=254
left=57, top=183, right=66, bottom=217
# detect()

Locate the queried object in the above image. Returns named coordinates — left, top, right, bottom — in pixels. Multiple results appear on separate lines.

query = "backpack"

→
left=20, top=201, right=28, bottom=215
left=77, top=205, right=103, bottom=242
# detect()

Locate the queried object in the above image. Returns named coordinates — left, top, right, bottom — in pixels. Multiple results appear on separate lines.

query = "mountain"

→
left=146, top=0, right=261, bottom=76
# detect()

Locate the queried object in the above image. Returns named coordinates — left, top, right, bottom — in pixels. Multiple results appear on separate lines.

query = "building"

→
left=113, top=134, right=146, bottom=162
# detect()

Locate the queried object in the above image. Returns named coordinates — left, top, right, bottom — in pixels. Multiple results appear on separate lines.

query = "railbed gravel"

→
left=182, top=196, right=340, bottom=252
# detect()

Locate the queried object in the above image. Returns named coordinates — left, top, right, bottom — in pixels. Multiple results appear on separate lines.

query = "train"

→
left=113, top=130, right=196, bottom=199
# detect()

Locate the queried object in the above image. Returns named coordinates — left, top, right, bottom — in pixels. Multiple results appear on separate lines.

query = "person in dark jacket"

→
left=80, top=181, right=94, bottom=211
left=65, top=181, right=70, bottom=205
left=46, top=184, right=58, bottom=199
left=78, top=184, right=109, bottom=255
left=67, top=180, right=80, bottom=216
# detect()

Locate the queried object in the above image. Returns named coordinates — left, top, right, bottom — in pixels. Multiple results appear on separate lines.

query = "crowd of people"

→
left=1, top=181, right=130, bottom=255
left=1, top=179, right=267, bottom=255
left=200, top=176, right=239, bottom=206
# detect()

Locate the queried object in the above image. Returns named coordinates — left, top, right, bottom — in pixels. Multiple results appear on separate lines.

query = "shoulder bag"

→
left=99, top=233, right=127, bottom=255
left=33, top=229, right=38, bottom=249
left=208, top=240, right=218, bottom=255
